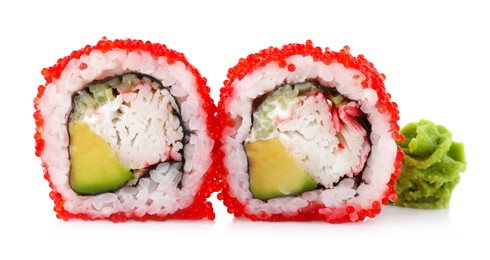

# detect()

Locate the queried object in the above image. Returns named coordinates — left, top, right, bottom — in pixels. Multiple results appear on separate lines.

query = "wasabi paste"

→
left=394, top=119, right=466, bottom=209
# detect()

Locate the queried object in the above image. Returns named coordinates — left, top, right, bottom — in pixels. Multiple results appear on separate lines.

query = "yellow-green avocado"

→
left=246, top=137, right=317, bottom=200
left=69, top=121, right=133, bottom=195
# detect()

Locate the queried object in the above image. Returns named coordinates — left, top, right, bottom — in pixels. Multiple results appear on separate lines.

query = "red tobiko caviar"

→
left=216, top=40, right=404, bottom=223
left=35, top=38, right=217, bottom=222
left=278, top=60, right=287, bottom=68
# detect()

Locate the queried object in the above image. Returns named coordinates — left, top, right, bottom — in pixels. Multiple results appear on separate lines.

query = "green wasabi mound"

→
left=393, top=119, right=466, bottom=209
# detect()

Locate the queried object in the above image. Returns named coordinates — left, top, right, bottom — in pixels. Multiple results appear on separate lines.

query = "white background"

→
left=0, top=1, right=488, bottom=259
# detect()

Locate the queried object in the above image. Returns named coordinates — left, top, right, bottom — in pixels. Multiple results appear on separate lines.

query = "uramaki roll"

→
left=216, top=41, right=404, bottom=222
left=34, top=38, right=216, bottom=222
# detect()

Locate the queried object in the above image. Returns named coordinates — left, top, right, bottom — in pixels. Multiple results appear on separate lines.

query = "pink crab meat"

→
left=276, top=91, right=371, bottom=187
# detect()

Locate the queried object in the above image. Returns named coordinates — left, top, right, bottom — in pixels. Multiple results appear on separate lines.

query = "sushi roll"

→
left=34, top=38, right=216, bottom=222
left=216, top=41, right=404, bottom=222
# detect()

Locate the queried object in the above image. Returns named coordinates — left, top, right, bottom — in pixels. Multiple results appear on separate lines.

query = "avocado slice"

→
left=245, top=137, right=317, bottom=200
left=69, top=121, right=133, bottom=195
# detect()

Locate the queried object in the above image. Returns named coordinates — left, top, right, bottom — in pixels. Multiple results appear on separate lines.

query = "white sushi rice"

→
left=39, top=49, right=213, bottom=218
left=222, top=55, right=397, bottom=220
